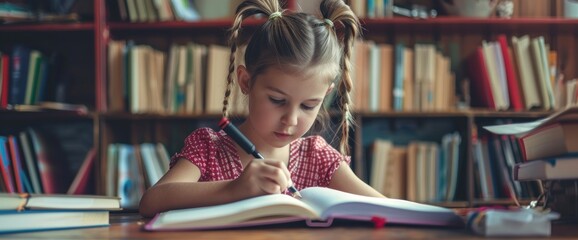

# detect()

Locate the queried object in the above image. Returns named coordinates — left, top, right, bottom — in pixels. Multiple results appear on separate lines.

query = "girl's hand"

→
left=230, top=159, right=291, bottom=198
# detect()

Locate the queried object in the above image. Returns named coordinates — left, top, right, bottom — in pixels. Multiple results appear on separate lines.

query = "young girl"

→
left=139, top=0, right=384, bottom=218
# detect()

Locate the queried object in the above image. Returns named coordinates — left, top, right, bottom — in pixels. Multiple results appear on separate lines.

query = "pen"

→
left=219, top=117, right=302, bottom=199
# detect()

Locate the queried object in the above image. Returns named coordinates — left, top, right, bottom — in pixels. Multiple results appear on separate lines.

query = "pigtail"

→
left=320, top=0, right=360, bottom=155
left=223, top=0, right=282, bottom=117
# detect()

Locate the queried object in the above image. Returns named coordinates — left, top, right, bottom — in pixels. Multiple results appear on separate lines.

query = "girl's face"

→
left=241, top=66, right=333, bottom=148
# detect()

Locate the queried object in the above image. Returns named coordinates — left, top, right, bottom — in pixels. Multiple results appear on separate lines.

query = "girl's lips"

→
left=274, top=132, right=292, bottom=138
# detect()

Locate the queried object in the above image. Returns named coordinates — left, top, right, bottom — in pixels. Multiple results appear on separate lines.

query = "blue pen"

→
left=219, top=117, right=302, bottom=199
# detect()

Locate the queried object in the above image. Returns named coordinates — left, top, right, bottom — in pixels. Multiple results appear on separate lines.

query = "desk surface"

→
left=1, top=213, right=577, bottom=239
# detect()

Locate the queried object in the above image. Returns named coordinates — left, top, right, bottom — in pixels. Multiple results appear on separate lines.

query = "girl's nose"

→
left=281, top=108, right=298, bottom=126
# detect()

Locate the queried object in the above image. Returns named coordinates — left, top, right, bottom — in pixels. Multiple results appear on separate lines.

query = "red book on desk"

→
left=144, top=187, right=464, bottom=231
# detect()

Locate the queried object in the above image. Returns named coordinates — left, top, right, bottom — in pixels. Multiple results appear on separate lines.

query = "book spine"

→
left=9, top=46, right=31, bottom=105
left=0, top=137, right=15, bottom=193
left=1, top=54, right=9, bottom=108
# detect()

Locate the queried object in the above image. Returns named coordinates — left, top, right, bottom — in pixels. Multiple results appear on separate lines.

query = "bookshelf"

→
left=0, top=0, right=575, bottom=208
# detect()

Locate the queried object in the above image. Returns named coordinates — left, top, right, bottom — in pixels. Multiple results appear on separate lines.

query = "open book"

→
left=144, top=187, right=464, bottom=231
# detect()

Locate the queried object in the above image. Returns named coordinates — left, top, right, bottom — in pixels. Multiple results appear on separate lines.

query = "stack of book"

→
left=484, top=106, right=578, bottom=182
left=484, top=106, right=578, bottom=219
left=0, top=193, right=120, bottom=234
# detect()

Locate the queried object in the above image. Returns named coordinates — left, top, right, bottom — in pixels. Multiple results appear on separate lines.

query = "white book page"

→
left=483, top=106, right=578, bottom=136
left=155, top=194, right=319, bottom=228
left=300, top=187, right=454, bottom=219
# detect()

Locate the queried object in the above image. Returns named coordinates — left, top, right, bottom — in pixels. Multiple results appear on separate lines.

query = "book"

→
left=0, top=193, right=121, bottom=211
left=0, top=136, right=15, bottom=193
left=496, top=34, right=524, bottom=110
left=468, top=47, right=495, bottom=109
left=67, top=148, right=96, bottom=195
left=18, top=130, right=42, bottom=194
left=511, top=35, right=541, bottom=109
left=9, top=45, right=31, bottom=105
left=514, top=155, right=578, bottom=181
left=0, top=53, right=9, bottom=108
left=8, top=135, right=33, bottom=193
left=0, top=210, right=109, bottom=234
left=144, top=187, right=464, bottom=231
left=517, top=122, right=578, bottom=161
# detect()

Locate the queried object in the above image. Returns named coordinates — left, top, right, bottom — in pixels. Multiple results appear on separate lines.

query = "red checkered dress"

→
left=170, top=128, right=350, bottom=192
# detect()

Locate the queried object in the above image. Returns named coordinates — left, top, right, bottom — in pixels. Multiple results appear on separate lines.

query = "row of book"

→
left=102, top=143, right=171, bottom=209
left=0, top=46, right=57, bottom=108
left=468, top=34, right=560, bottom=111
left=471, top=133, right=541, bottom=200
left=368, top=132, right=461, bottom=203
left=107, top=40, right=247, bottom=115
left=0, top=128, right=95, bottom=195
left=483, top=106, right=578, bottom=219
left=499, top=112, right=578, bottom=182
left=349, top=0, right=394, bottom=19
left=349, top=40, right=456, bottom=113
left=350, top=0, right=560, bottom=19
left=112, top=0, right=240, bottom=22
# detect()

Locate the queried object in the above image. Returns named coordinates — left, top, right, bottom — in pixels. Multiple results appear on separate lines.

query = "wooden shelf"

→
left=107, top=18, right=266, bottom=31
left=0, top=110, right=95, bottom=120
left=358, top=110, right=470, bottom=118
left=362, top=17, right=578, bottom=27
left=101, top=112, right=223, bottom=120
left=0, top=23, right=94, bottom=32
left=468, top=109, right=554, bottom=118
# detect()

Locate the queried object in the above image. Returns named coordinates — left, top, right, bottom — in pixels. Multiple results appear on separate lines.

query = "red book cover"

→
left=468, top=47, right=495, bottom=109
left=8, top=136, right=24, bottom=193
left=1, top=54, right=9, bottom=108
left=67, top=148, right=96, bottom=195
left=497, top=35, right=524, bottom=111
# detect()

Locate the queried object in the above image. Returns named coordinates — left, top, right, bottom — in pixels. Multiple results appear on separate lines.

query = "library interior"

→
left=0, top=0, right=578, bottom=238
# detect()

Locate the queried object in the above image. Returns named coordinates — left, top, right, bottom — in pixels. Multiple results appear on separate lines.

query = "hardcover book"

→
left=0, top=193, right=121, bottom=211
left=144, top=187, right=464, bottom=231
left=0, top=210, right=109, bottom=234
left=514, top=155, right=578, bottom=180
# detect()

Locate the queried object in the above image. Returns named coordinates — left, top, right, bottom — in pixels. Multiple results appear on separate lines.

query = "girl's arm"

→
left=328, top=161, right=385, bottom=198
left=139, top=158, right=291, bottom=218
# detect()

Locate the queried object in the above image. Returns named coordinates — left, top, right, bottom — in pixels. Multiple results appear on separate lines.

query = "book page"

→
left=151, top=194, right=319, bottom=229
left=300, top=187, right=463, bottom=227
left=484, top=106, right=578, bottom=136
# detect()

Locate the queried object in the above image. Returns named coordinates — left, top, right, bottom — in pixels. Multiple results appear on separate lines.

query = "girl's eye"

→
left=301, top=104, right=316, bottom=111
left=269, top=97, right=285, bottom=105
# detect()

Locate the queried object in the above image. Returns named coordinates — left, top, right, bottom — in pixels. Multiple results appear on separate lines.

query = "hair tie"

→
left=324, top=18, right=334, bottom=28
left=269, top=11, right=282, bottom=20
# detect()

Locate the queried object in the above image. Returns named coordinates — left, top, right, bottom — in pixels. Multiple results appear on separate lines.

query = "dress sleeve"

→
left=170, top=128, right=216, bottom=177
left=311, top=136, right=351, bottom=186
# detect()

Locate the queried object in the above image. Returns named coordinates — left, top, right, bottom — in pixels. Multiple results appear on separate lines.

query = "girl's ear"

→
left=237, top=65, right=251, bottom=94
left=326, top=82, right=335, bottom=96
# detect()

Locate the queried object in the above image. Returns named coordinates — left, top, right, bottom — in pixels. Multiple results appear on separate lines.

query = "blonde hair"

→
left=222, top=0, right=360, bottom=155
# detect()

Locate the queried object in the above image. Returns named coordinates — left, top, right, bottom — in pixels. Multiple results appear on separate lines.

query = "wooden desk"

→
left=1, top=213, right=576, bottom=239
